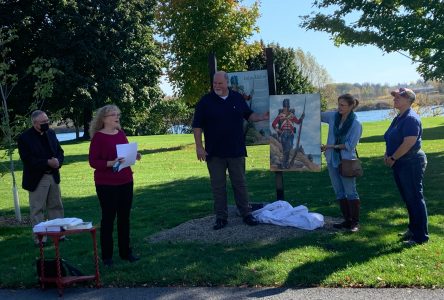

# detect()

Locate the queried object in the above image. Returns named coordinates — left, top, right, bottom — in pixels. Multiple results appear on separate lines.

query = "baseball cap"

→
left=390, top=87, right=416, bottom=101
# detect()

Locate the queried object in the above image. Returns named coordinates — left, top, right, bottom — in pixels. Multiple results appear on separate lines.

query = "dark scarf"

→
left=333, top=111, right=356, bottom=156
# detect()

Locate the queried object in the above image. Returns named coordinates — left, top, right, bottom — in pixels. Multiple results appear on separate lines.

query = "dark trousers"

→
left=206, top=156, right=251, bottom=220
left=96, top=182, right=133, bottom=260
left=393, top=151, right=428, bottom=243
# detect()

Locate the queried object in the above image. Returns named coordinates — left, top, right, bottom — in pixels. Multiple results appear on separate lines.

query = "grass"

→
left=0, top=117, right=443, bottom=288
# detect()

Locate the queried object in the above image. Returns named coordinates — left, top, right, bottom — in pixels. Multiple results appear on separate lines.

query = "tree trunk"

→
left=82, top=106, right=92, bottom=140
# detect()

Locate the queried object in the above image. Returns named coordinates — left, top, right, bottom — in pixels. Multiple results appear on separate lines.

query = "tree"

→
left=301, top=1, right=443, bottom=80
left=1, top=28, right=59, bottom=221
left=247, top=44, right=322, bottom=106
left=156, top=0, right=261, bottom=104
left=272, top=44, right=315, bottom=96
left=137, top=98, right=193, bottom=135
left=294, top=49, right=331, bottom=90
left=1, top=0, right=163, bottom=138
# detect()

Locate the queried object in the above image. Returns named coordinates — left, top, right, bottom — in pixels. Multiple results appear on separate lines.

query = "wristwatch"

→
left=389, top=156, right=396, bottom=161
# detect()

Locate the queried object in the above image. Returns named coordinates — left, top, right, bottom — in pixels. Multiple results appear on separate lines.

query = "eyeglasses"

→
left=105, top=113, right=121, bottom=117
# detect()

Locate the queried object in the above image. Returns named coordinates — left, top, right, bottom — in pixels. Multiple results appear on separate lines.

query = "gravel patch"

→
left=147, top=206, right=340, bottom=245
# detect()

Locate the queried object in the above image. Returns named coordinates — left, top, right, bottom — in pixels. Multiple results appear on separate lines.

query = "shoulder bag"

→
left=339, top=149, right=363, bottom=177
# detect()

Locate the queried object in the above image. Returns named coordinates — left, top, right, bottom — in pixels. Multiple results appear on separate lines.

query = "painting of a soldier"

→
left=270, top=94, right=321, bottom=172
left=272, top=98, right=304, bottom=169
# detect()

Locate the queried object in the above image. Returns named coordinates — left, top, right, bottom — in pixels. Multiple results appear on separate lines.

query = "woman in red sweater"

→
left=88, top=104, right=140, bottom=266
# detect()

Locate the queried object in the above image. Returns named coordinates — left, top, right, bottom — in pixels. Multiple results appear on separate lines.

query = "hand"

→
left=113, top=157, right=125, bottom=165
left=321, top=144, right=327, bottom=152
left=47, top=157, right=59, bottom=169
left=136, top=152, right=141, bottom=161
left=196, top=146, right=207, bottom=162
left=384, top=155, right=395, bottom=168
left=301, top=112, right=305, bottom=120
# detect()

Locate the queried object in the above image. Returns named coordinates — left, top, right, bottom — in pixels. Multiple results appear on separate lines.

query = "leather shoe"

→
left=243, top=214, right=259, bottom=226
left=213, top=219, right=228, bottom=230
left=123, top=254, right=140, bottom=263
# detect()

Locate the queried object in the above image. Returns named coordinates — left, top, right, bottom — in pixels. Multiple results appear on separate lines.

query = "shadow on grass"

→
left=0, top=151, right=442, bottom=288
left=4, top=144, right=194, bottom=172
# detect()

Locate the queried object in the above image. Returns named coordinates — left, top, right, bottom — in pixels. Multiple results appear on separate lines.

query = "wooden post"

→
left=266, top=47, right=284, bottom=200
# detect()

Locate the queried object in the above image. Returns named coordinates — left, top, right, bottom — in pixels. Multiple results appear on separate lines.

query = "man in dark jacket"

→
left=18, top=110, right=64, bottom=244
left=192, top=71, right=269, bottom=230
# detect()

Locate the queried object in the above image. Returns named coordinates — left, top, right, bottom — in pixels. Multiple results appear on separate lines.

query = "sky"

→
left=160, top=0, right=422, bottom=96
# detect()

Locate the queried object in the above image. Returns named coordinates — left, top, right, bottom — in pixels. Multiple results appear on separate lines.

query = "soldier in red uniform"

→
left=272, top=99, right=304, bottom=168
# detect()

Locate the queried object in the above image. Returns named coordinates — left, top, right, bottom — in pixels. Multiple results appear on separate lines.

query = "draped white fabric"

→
left=252, top=200, right=324, bottom=230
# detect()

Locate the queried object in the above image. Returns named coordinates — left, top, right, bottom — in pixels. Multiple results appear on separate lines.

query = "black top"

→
left=18, top=127, right=64, bottom=191
left=192, top=90, right=253, bottom=158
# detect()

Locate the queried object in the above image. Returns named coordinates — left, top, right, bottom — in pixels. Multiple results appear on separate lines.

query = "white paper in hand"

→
left=116, top=142, right=138, bottom=171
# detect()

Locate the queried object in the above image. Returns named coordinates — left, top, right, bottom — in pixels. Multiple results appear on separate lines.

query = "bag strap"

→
left=339, top=147, right=359, bottom=160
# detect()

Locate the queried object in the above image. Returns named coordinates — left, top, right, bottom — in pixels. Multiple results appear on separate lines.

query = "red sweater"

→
left=89, top=130, right=133, bottom=185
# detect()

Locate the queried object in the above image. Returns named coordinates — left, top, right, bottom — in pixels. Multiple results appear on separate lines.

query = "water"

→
left=355, top=109, right=392, bottom=122
left=57, top=132, right=84, bottom=142
left=56, top=106, right=443, bottom=140
left=355, top=105, right=443, bottom=123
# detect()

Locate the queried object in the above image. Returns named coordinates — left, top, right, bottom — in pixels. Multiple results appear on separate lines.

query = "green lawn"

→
left=0, top=117, right=443, bottom=288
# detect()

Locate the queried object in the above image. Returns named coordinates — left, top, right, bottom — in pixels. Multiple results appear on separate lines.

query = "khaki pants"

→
left=206, top=156, right=252, bottom=220
left=29, top=174, right=64, bottom=243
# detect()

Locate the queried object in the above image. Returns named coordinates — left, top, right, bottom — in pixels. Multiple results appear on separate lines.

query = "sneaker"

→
left=349, top=223, right=359, bottom=233
left=243, top=214, right=259, bottom=226
left=398, top=230, right=413, bottom=241
left=213, top=219, right=228, bottom=230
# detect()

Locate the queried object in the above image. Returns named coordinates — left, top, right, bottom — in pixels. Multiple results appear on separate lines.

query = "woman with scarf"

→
left=321, top=94, right=362, bottom=232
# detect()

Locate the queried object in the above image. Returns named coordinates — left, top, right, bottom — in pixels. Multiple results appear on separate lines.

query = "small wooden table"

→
left=36, top=227, right=101, bottom=296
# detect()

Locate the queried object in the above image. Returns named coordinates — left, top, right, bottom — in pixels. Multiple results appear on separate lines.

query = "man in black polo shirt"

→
left=192, top=71, right=269, bottom=230
left=18, top=110, right=65, bottom=245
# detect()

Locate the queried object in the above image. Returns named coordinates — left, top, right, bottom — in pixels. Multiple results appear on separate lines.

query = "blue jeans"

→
left=327, top=164, right=360, bottom=200
left=393, top=150, right=428, bottom=243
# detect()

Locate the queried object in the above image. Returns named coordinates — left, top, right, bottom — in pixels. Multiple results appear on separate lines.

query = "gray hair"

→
left=31, top=110, right=45, bottom=124
left=214, top=71, right=229, bottom=83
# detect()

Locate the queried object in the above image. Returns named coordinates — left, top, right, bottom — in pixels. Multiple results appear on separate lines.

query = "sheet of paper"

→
left=116, top=142, right=138, bottom=171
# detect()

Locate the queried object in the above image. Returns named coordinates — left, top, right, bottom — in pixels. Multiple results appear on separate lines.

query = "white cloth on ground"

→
left=252, top=200, right=324, bottom=230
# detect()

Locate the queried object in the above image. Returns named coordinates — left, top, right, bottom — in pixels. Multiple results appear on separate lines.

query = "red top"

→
left=88, top=130, right=133, bottom=186
left=272, top=112, right=302, bottom=134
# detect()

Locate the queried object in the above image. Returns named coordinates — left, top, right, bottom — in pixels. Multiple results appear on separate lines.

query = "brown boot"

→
left=349, top=199, right=360, bottom=232
left=333, top=199, right=351, bottom=229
